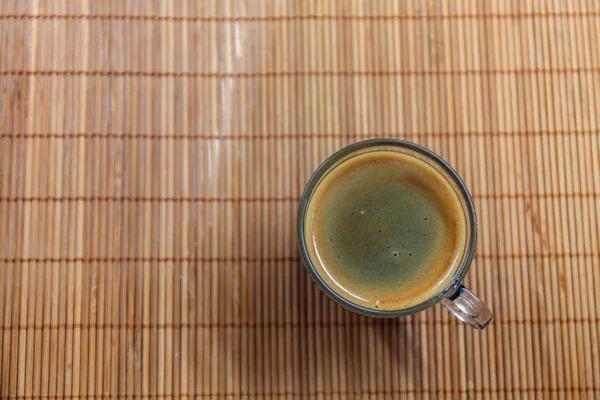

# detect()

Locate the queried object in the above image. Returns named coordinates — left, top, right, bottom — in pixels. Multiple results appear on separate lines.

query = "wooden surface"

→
left=1, top=0, right=600, bottom=398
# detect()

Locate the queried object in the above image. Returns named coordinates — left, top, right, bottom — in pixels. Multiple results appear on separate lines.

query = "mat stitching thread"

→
left=0, top=319, right=598, bottom=331
left=0, top=194, right=597, bottom=202
left=1, top=253, right=597, bottom=263
left=1, top=12, right=600, bottom=21
left=0, top=68, right=598, bottom=77
left=1, top=131, right=598, bottom=139
left=3, top=387, right=599, bottom=398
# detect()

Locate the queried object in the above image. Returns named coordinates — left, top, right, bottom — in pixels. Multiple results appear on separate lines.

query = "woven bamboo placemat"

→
left=1, top=0, right=599, bottom=398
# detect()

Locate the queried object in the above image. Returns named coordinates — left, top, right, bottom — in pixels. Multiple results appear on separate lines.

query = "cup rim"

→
left=297, top=138, right=478, bottom=317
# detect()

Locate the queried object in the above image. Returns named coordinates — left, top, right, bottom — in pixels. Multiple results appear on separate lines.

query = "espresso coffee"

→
left=304, top=150, right=467, bottom=311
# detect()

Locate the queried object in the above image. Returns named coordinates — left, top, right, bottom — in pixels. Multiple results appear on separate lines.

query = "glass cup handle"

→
left=441, top=285, right=493, bottom=329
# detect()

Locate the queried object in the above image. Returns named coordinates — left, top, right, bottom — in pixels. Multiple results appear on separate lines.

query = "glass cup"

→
left=297, top=139, right=493, bottom=329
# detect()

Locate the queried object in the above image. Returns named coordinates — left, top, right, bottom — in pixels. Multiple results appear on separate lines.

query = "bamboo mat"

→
left=1, top=0, right=600, bottom=398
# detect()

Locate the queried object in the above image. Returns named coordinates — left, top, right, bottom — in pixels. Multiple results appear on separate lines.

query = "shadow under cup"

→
left=297, top=139, right=493, bottom=329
